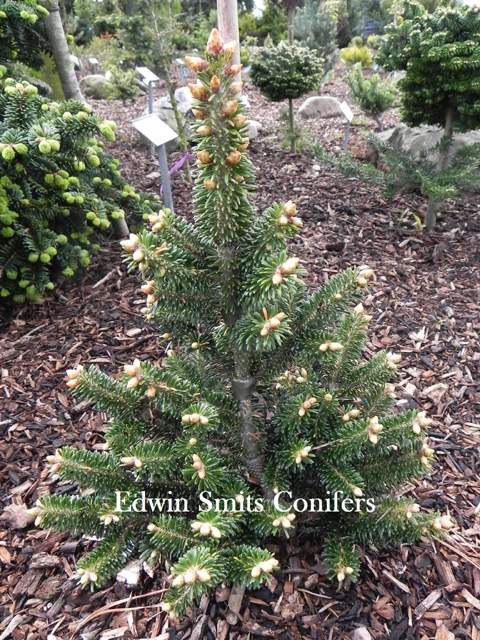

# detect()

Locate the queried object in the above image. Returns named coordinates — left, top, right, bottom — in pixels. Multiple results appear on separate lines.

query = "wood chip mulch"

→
left=1, top=77, right=480, bottom=640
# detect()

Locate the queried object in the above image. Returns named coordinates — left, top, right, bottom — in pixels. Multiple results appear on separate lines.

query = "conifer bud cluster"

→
left=147, top=211, right=165, bottom=233
left=250, top=557, right=279, bottom=578
left=298, top=397, right=316, bottom=417
left=65, top=364, right=84, bottom=389
left=46, top=450, right=63, bottom=474
left=191, top=520, right=222, bottom=538
left=337, top=566, right=354, bottom=582
left=278, top=201, right=302, bottom=227
left=342, top=409, right=361, bottom=422
left=353, top=303, right=373, bottom=323
left=419, top=441, right=435, bottom=467
left=412, top=411, right=432, bottom=434
left=121, top=455, right=143, bottom=468
left=182, top=413, right=209, bottom=425
left=272, top=257, right=299, bottom=285
left=27, top=499, right=44, bottom=526
left=272, top=513, right=296, bottom=529
left=405, top=503, right=421, bottom=519
left=124, top=358, right=141, bottom=389
left=433, top=514, right=454, bottom=531
left=295, top=445, right=312, bottom=464
left=384, top=383, right=396, bottom=398
left=387, top=352, right=402, bottom=369
left=171, top=568, right=212, bottom=586
left=356, top=268, right=374, bottom=287
left=368, top=416, right=383, bottom=444
left=319, top=340, right=344, bottom=352
left=260, top=312, right=286, bottom=336
left=100, top=512, right=120, bottom=526
left=192, top=454, right=206, bottom=479
left=77, top=568, right=98, bottom=585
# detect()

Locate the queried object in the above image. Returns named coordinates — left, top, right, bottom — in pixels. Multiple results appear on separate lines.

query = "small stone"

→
left=0, top=503, right=35, bottom=529
left=350, top=628, right=373, bottom=640
left=116, top=560, right=142, bottom=588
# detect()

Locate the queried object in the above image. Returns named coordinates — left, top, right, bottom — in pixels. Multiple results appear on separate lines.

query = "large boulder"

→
left=153, top=86, right=194, bottom=114
left=79, top=74, right=109, bottom=100
left=376, top=124, right=480, bottom=167
left=299, top=96, right=344, bottom=119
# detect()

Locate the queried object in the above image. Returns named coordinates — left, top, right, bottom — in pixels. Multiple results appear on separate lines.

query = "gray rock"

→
left=146, top=171, right=161, bottom=183
left=79, top=74, right=109, bottom=100
left=153, top=87, right=193, bottom=115
left=240, top=95, right=251, bottom=111
left=350, top=628, right=372, bottom=640
left=376, top=123, right=480, bottom=168
left=246, top=119, right=262, bottom=140
left=299, top=96, right=344, bottom=119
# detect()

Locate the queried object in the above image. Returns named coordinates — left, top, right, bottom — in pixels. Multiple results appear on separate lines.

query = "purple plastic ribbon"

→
left=159, top=152, right=193, bottom=196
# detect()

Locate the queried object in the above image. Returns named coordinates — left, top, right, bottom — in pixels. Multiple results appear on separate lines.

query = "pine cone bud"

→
left=233, top=114, right=248, bottom=128
left=356, top=276, right=368, bottom=287
left=185, top=56, right=208, bottom=72
left=191, top=521, right=202, bottom=531
left=272, top=518, right=281, bottom=527
left=206, top=28, right=224, bottom=56
left=412, top=422, right=421, bottom=435
left=272, top=272, right=283, bottom=285
left=353, top=487, right=363, bottom=497
left=133, top=249, right=144, bottom=262
left=368, top=433, right=378, bottom=445
left=359, top=268, right=373, bottom=280
left=269, top=317, right=281, bottom=329
left=145, top=386, right=156, bottom=398
left=141, top=281, right=155, bottom=295
left=230, top=82, right=243, bottom=95
left=209, top=75, right=221, bottom=92
left=329, top=342, right=343, bottom=351
left=278, top=215, right=289, bottom=226
left=342, top=414, right=350, bottom=423
left=197, top=150, right=212, bottom=164
left=120, top=233, right=139, bottom=253
left=337, top=571, right=346, bottom=582
left=66, top=379, right=79, bottom=388
left=192, top=108, right=205, bottom=119
left=204, top=179, right=216, bottom=190
left=227, top=63, right=243, bottom=76
left=172, top=574, right=185, bottom=587
left=280, top=257, right=299, bottom=275
left=281, top=517, right=291, bottom=528
left=197, top=569, right=211, bottom=583
left=440, top=515, right=454, bottom=530
left=260, top=324, right=270, bottom=337
left=226, top=150, right=242, bottom=165
left=196, top=125, right=214, bottom=136
left=188, top=83, right=208, bottom=101
left=127, top=377, right=139, bottom=389
left=220, top=100, right=238, bottom=118
left=200, top=523, right=211, bottom=535
left=324, top=393, right=333, bottom=402
left=238, top=138, right=249, bottom=152
left=291, top=216, right=303, bottom=227
left=354, top=303, right=364, bottom=314
left=251, top=566, right=262, bottom=578
left=283, top=201, right=296, bottom=217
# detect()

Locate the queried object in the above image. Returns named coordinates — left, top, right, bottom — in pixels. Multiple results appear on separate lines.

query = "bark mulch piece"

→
left=1, top=77, right=479, bottom=640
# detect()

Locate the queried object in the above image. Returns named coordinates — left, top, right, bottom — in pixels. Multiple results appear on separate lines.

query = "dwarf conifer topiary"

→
left=346, top=63, right=398, bottom=131
left=250, top=41, right=323, bottom=151
left=0, top=67, right=161, bottom=303
left=30, top=29, right=453, bottom=618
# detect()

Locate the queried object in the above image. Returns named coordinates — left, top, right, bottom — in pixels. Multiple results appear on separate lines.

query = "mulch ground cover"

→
left=1, top=73, right=480, bottom=640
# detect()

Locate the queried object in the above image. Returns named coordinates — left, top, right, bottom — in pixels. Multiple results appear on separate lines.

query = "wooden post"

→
left=217, top=0, right=241, bottom=70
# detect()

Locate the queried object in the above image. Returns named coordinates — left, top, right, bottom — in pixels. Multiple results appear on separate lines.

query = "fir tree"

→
left=345, top=63, right=398, bottom=131
left=30, top=29, right=454, bottom=617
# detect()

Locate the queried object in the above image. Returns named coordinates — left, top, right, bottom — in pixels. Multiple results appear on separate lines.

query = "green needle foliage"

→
left=0, top=0, right=50, bottom=71
left=250, top=41, right=323, bottom=151
left=0, top=67, right=161, bottom=303
left=345, top=64, right=398, bottom=131
left=31, top=29, right=453, bottom=618
left=377, top=0, right=480, bottom=137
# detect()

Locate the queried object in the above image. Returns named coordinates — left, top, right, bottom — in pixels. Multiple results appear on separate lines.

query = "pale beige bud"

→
left=190, top=413, right=200, bottom=423
left=287, top=513, right=296, bottom=521
left=226, top=150, right=242, bottom=165
left=147, top=524, right=157, bottom=532
left=353, top=487, right=363, bottom=497
left=211, top=526, right=222, bottom=539
left=280, top=257, right=299, bottom=274
left=324, top=393, right=333, bottom=402
left=419, top=455, right=429, bottom=467
left=224, top=40, right=236, bottom=58
left=346, top=566, right=354, bottom=575
left=334, top=293, right=343, bottom=300
left=368, top=433, right=378, bottom=445
left=196, top=125, right=214, bottom=136
left=221, top=100, right=238, bottom=118
left=50, top=463, right=61, bottom=473
left=251, top=566, right=262, bottom=578
left=349, top=409, right=360, bottom=418
left=337, top=571, right=346, bottom=582
left=329, top=342, right=343, bottom=351
left=145, top=386, right=156, bottom=398
left=189, top=438, right=197, bottom=445
left=188, top=82, right=208, bottom=101
left=272, top=519, right=281, bottom=527
left=298, top=407, right=306, bottom=417
left=202, top=179, right=215, bottom=190
left=197, top=569, right=211, bottom=583
left=172, top=574, right=185, bottom=587
left=185, top=56, right=208, bottom=72
left=209, top=75, right=221, bottom=92
left=433, top=518, right=442, bottom=531
left=260, top=325, right=270, bottom=337
left=232, top=114, right=248, bottom=128
left=278, top=215, right=289, bottom=226
left=226, top=63, right=243, bottom=76
left=191, top=342, right=200, bottom=349
left=295, top=454, right=302, bottom=464
left=342, top=414, right=350, bottom=423
left=359, top=268, right=373, bottom=280
left=191, top=521, right=202, bottom=531
left=230, top=82, right=243, bottom=95
left=121, top=457, right=134, bottom=465
left=200, top=523, right=211, bottom=536
left=133, top=249, right=144, bottom=262
left=440, top=515, right=454, bottom=530
left=356, top=276, right=368, bottom=287
left=141, top=281, right=155, bottom=294
left=66, top=378, right=79, bottom=388
left=281, top=517, right=291, bottom=528
left=127, top=377, right=139, bottom=389
left=296, top=376, right=306, bottom=384
left=272, top=272, right=283, bottom=285
left=167, top=349, right=175, bottom=357
left=354, top=303, right=364, bottom=314
left=161, top=602, right=172, bottom=612
left=103, top=515, right=113, bottom=526
left=269, top=317, right=281, bottom=329
left=319, top=342, right=330, bottom=352
left=291, top=216, right=303, bottom=227
left=200, top=416, right=209, bottom=425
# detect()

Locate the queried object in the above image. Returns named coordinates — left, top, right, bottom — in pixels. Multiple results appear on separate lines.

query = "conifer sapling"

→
left=31, top=29, right=454, bottom=617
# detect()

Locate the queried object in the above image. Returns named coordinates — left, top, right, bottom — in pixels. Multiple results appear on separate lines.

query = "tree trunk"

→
left=287, top=5, right=295, bottom=45
left=42, top=1, right=84, bottom=102
left=425, top=199, right=439, bottom=231
left=289, top=98, right=296, bottom=153
left=439, top=105, right=455, bottom=171
left=217, top=0, right=242, bottom=82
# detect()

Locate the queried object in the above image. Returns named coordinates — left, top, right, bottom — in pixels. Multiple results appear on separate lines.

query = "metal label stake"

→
left=339, top=101, right=354, bottom=154
left=88, top=57, right=99, bottom=74
left=131, top=114, right=178, bottom=212
left=136, top=67, right=160, bottom=115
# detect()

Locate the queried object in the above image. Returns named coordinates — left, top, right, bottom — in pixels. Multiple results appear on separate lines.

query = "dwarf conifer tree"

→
left=346, top=63, right=398, bottom=131
left=377, top=0, right=480, bottom=228
left=30, top=29, right=454, bottom=618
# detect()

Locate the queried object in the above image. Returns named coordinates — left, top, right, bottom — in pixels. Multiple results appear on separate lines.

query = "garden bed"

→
left=1, top=80, right=480, bottom=640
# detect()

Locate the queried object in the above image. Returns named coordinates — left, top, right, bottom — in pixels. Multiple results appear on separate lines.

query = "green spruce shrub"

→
left=376, top=0, right=480, bottom=228
left=346, top=63, right=398, bottom=130
left=106, top=69, right=139, bottom=105
left=340, top=44, right=374, bottom=66
left=30, top=29, right=453, bottom=618
left=294, top=0, right=338, bottom=72
left=0, top=68, right=160, bottom=303
left=250, top=41, right=323, bottom=151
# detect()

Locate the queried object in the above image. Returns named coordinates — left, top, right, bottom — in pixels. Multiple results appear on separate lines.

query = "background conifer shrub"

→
left=0, top=68, right=161, bottom=303
left=346, top=63, right=398, bottom=130
left=30, top=29, right=454, bottom=618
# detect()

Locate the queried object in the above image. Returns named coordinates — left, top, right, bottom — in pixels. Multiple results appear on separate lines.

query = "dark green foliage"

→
left=377, top=0, right=480, bottom=132
left=105, top=69, right=139, bottom=104
left=250, top=42, right=323, bottom=102
left=346, top=63, right=398, bottom=129
left=0, top=0, right=50, bottom=71
left=0, top=70, right=163, bottom=303
left=32, top=32, right=449, bottom=619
